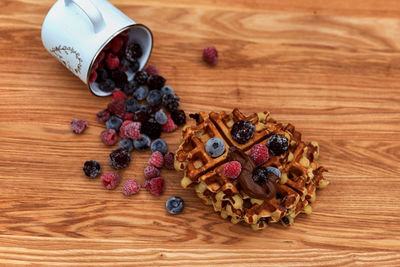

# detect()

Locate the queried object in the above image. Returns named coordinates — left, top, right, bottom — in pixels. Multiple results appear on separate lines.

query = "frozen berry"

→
left=151, top=138, right=168, bottom=155
left=221, top=161, right=242, bottom=179
left=231, top=120, right=255, bottom=144
left=107, top=99, right=126, bottom=118
left=148, top=151, right=164, bottom=168
left=99, top=79, right=116, bottom=92
left=96, top=109, right=111, bottom=122
left=138, top=105, right=149, bottom=114
left=162, top=93, right=180, bottom=112
left=133, top=86, right=149, bottom=101
left=105, top=53, right=119, bottom=70
left=71, top=119, right=88, bottom=134
left=163, top=152, right=175, bottom=170
left=123, top=112, right=134, bottom=121
left=133, top=111, right=149, bottom=124
left=171, top=110, right=186, bottom=126
left=119, top=120, right=132, bottom=138
left=205, top=138, right=225, bottom=158
left=161, top=114, right=177, bottom=132
left=266, top=166, right=281, bottom=178
left=145, top=65, right=159, bottom=75
left=203, top=46, right=218, bottom=65
left=119, top=138, right=134, bottom=152
left=125, top=98, right=139, bottom=113
left=147, top=75, right=166, bottom=90
left=96, top=68, right=108, bottom=83
left=267, top=134, right=289, bottom=156
left=111, top=36, right=124, bottom=53
left=103, top=42, right=111, bottom=51
left=100, top=129, right=117, bottom=145
left=141, top=121, right=161, bottom=140
left=161, top=85, right=174, bottom=96
left=83, top=160, right=101, bottom=178
left=89, top=70, right=97, bottom=83
left=250, top=144, right=269, bottom=166
left=125, top=42, right=142, bottom=61
left=123, top=80, right=138, bottom=96
left=122, top=179, right=140, bottom=196
left=119, top=58, right=131, bottom=72
left=94, top=51, right=105, bottom=65
left=252, top=167, right=271, bottom=185
left=133, top=71, right=148, bottom=85
left=111, top=70, right=128, bottom=89
left=109, top=148, right=131, bottom=169
left=166, top=196, right=184, bottom=214
left=133, top=134, right=151, bottom=151
left=130, top=60, right=140, bottom=72
left=146, top=90, right=162, bottom=106
left=144, top=165, right=160, bottom=180
left=142, top=177, right=165, bottom=195
left=124, top=122, right=141, bottom=140
left=155, top=109, right=168, bottom=125
left=112, top=90, right=127, bottom=102
left=106, top=115, right=123, bottom=131
left=101, top=172, right=121, bottom=190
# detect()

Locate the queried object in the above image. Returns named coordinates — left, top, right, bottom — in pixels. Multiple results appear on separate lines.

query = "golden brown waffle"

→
left=175, top=109, right=328, bottom=230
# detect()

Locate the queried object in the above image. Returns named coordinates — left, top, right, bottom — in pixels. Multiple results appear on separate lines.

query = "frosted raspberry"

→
left=101, top=172, right=121, bottom=190
left=123, top=112, right=134, bottom=121
left=144, top=65, right=159, bottom=76
left=164, top=152, right=175, bottom=170
left=124, top=122, right=141, bottom=139
left=142, top=177, right=165, bottom=195
left=144, top=165, right=161, bottom=179
left=96, top=109, right=110, bottom=122
left=161, top=114, right=177, bottom=132
left=122, top=179, right=140, bottom=196
left=71, top=119, right=88, bottom=134
left=250, top=144, right=269, bottom=166
left=148, top=151, right=164, bottom=168
left=203, top=46, right=218, bottom=65
left=105, top=52, right=119, bottom=70
left=111, top=36, right=124, bottom=53
left=89, top=70, right=97, bottom=83
left=119, top=120, right=133, bottom=138
left=107, top=99, right=126, bottom=118
left=101, top=129, right=117, bottom=145
left=112, top=90, right=127, bottom=102
left=221, top=161, right=242, bottom=179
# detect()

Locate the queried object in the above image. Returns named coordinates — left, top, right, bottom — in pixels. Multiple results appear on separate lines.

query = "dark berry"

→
left=138, top=104, right=149, bottom=114
left=107, top=99, right=126, bottom=118
left=146, top=90, right=162, bottom=106
left=109, top=148, right=131, bottom=169
left=125, top=42, right=143, bottom=62
left=130, top=60, right=140, bottom=72
left=145, top=65, right=159, bottom=76
left=133, top=86, right=148, bottom=101
left=141, top=121, right=161, bottom=140
left=147, top=75, right=166, bottom=90
left=71, top=119, right=88, bottom=134
left=125, top=98, right=139, bottom=113
left=119, top=138, right=134, bottom=152
left=96, top=109, right=111, bottom=122
left=123, top=80, right=138, bottom=96
left=99, top=79, right=116, bottom=92
left=133, top=71, right=148, bottom=85
left=106, top=115, right=123, bottom=131
left=96, top=68, right=108, bottom=83
left=83, top=160, right=101, bottom=178
left=252, top=166, right=270, bottom=185
left=119, top=58, right=131, bottom=72
left=162, top=94, right=180, bottom=112
left=171, top=110, right=186, bottom=126
left=161, top=85, right=174, bottom=96
left=230, top=120, right=255, bottom=144
left=166, top=196, right=184, bottom=214
left=133, top=134, right=151, bottom=151
left=151, top=138, right=168, bottom=154
left=111, top=70, right=128, bottom=89
left=133, top=111, right=148, bottom=124
left=267, top=134, right=289, bottom=156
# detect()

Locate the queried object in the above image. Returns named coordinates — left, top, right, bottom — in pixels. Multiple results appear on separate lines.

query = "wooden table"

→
left=1, top=0, right=399, bottom=265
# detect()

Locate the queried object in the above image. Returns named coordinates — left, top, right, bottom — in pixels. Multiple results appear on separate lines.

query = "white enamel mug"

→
left=41, top=0, right=153, bottom=96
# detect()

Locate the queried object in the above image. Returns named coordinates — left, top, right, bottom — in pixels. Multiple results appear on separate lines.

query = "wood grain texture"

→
left=0, top=0, right=400, bottom=265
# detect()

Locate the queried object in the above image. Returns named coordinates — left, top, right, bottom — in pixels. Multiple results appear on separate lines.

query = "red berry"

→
left=101, top=129, right=117, bottom=145
left=164, top=152, right=175, bottom=170
left=112, top=90, right=127, bottom=102
left=101, top=172, right=121, bottom=190
left=144, top=165, right=161, bottom=180
left=103, top=42, right=111, bottom=51
left=123, top=112, right=134, bottom=121
left=202, top=46, right=218, bottom=65
left=124, top=122, right=141, bottom=140
left=161, top=114, right=177, bottom=132
left=71, top=119, right=88, bottom=134
left=144, top=65, right=159, bottom=76
left=148, top=151, right=164, bottom=168
left=94, top=51, right=105, bottom=65
left=119, top=120, right=133, bottom=139
left=221, top=161, right=242, bottom=179
left=111, top=37, right=124, bottom=54
left=250, top=144, right=269, bottom=166
left=96, top=109, right=111, bottom=122
left=105, top=52, right=120, bottom=70
left=89, top=70, right=97, bottom=83
left=107, top=99, right=126, bottom=118
left=142, top=177, right=165, bottom=195
left=122, top=179, right=140, bottom=196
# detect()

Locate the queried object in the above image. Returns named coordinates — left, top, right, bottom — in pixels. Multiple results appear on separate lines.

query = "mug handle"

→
left=64, top=0, right=105, bottom=33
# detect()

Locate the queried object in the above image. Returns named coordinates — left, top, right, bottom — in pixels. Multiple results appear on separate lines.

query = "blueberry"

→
left=133, top=134, right=151, bottom=151
left=126, top=98, right=139, bottom=113
left=96, top=68, right=108, bottom=83
left=205, top=138, right=225, bottom=158
left=131, top=60, right=140, bottom=73
left=99, top=79, right=116, bottom=92
left=161, top=85, right=174, bottom=96
left=266, top=166, right=281, bottom=178
left=138, top=104, right=149, bottom=114
left=267, top=134, right=289, bottom=156
left=155, top=109, right=168, bottom=125
left=106, top=115, right=123, bottom=131
left=151, top=138, right=168, bottom=155
left=134, top=86, right=148, bottom=100
left=119, top=138, right=134, bottom=152
left=166, top=196, right=184, bottom=215
left=123, top=80, right=138, bottom=96
left=146, top=90, right=162, bottom=106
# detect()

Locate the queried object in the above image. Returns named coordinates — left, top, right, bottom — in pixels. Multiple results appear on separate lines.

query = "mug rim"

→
left=86, top=23, right=154, bottom=97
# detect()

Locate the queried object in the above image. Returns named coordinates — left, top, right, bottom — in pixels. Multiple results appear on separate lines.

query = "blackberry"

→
left=123, top=80, right=138, bottom=96
left=125, top=42, right=143, bottom=62
left=133, top=111, right=148, bottom=124
left=267, top=134, right=289, bottom=156
left=171, top=110, right=186, bottom=126
left=252, top=166, right=270, bottom=185
left=162, top=94, right=180, bottom=112
left=125, top=98, right=139, bottom=113
left=134, top=71, right=148, bottom=85
left=141, top=121, right=161, bottom=140
left=146, top=90, right=162, bottom=106
left=230, top=120, right=255, bottom=144
left=96, top=68, right=108, bottom=83
left=109, top=148, right=131, bottom=169
left=111, top=70, right=128, bottom=89
left=83, top=160, right=101, bottom=178
left=99, top=79, right=116, bottom=92
left=147, top=75, right=166, bottom=90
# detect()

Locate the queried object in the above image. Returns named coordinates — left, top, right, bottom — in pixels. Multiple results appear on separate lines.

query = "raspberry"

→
left=71, top=119, right=88, bottom=134
left=148, top=151, right=164, bottom=168
left=123, top=112, right=134, bottom=121
left=221, top=161, right=242, bottom=179
left=111, top=36, right=124, bottom=53
left=164, top=152, right=175, bottom=170
left=171, top=110, right=186, bottom=126
left=161, top=114, right=177, bottom=132
left=96, top=109, right=110, bottom=122
left=230, top=120, right=255, bottom=144
left=112, top=90, right=127, bottom=102
left=162, top=94, right=180, bottom=112
left=147, top=75, right=166, bottom=90
left=142, top=177, right=165, bottom=195
left=107, top=99, right=126, bottom=118
left=101, top=129, right=117, bottom=145
left=89, top=70, right=97, bottom=83
left=101, top=172, right=121, bottom=190
left=144, top=165, right=160, bottom=179
left=122, top=179, right=140, bottom=196
left=133, top=71, right=148, bottom=85
left=125, top=42, right=143, bottom=61
left=267, top=134, right=289, bottom=156
left=94, top=51, right=105, bottom=65
left=119, top=120, right=132, bottom=138
left=141, top=121, right=161, bottom=140
left=105, top=53, right=119, bottom=70
left=250, top=144, right=269, bottom=166
left=144, top=65, right=159, bottom=76
left=83, top=160, right=101, bottom=178
left=202, top=46, right=218, bottom=65
left=103, top=42, right=111, bottom=51
left=111, top=70, right=128, bottom=89
left=109, top=148, right=131, bottom=169
left=124, top=122, right=141, bottom=140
